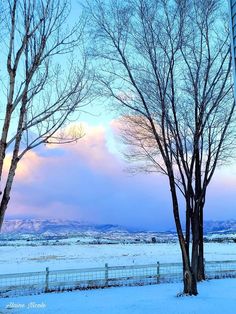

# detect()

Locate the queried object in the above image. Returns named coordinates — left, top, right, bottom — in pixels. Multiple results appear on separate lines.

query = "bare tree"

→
left=0, top=0, right=93, bottom=229
left=87, top=0, right=235, bottom=295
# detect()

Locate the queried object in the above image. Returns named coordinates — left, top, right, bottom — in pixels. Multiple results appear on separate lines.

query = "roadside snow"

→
left=1, top=279, right=236, bottom=314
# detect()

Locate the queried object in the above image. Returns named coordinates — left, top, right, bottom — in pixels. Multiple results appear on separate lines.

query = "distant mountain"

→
left=204, top=220, right=236, bottom=234
left=2, top=218, right=236, bottom=236
left=0, top=219, right=128, bottom=235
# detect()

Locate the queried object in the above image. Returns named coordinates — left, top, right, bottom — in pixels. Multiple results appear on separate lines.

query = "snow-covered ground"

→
left=1, top=240, right=236, bottom=313
left=1, top=279, right=236, bottom=314
left=1, top=241, right=236, bottom=274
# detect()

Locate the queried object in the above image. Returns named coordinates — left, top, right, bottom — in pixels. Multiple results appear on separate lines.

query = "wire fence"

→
left=1, top=260, right=236, bottom=297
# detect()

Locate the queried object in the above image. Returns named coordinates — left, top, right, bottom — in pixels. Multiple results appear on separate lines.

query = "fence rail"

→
left=1, top=260, right=236, bottom=297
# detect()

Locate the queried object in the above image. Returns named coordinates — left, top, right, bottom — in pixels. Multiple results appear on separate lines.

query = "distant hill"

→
left=0, top=219, right=128, bottom=235
left=1, top=218, right=236, bottom=236
left=204, top=220, right=236, bottom=234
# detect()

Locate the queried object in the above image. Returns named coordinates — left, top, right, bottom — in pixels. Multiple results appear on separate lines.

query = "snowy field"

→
left=1, top=241, right=236, bottom=313
left=1, top=279, right=236, bottom=314
left=1, top=241, right=236, bottom=274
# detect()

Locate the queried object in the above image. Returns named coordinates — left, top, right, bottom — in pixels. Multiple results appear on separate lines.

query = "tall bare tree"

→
left=0, top=0, right=93, bottom=229
left=87, top=0, right=235, bottom=295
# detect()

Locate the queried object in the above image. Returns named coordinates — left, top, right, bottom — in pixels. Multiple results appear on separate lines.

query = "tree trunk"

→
left=0, top=193, right=10, bottom=230
left=0, top=94, right=26, bottom=230
left=185, top=201, right=191, bottom=259
left=193, top=144, right=205, bottom=282
left=198, top=242, right=205, bottom=281
left=191, top=208, right=200, bottom=282
left=169, top=174, right=198, bottom=295
left=198, top=202, right=205, bottom=281
left=178, top=226, right=198, bottom=295
left=183, top=261, right=197, bottom=295
left=0, top=157, right=19, bottom=230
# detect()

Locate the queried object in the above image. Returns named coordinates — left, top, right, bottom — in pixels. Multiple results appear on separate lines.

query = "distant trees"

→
left=0, top=0, right=92, bottom=229
left=87, top=0, right=235, bottom=295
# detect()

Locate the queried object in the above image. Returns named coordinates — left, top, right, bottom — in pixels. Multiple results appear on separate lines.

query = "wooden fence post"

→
left=105, top=263, right=108, bottom=287
left=157, top=262, right=160, bottom=283
left=45, top=267, right=49, bottom=292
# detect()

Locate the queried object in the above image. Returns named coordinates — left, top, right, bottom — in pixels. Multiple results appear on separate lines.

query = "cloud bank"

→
left=4, top=122, right=236, bottom=230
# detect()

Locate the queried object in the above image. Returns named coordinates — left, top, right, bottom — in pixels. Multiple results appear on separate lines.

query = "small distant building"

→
left=151, top=237, right=157, bottom=243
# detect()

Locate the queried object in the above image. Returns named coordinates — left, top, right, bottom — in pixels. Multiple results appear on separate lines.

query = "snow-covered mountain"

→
left=1, top=219, right=127, bottom=235
left=2, top=219, right=236, bottom=236
left=204, top=220, right=236, bottom=234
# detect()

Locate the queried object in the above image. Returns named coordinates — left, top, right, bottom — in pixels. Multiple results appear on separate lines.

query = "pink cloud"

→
left=58, top=123, right=122, bottom=174
left=4, top=119, right=236, bottom=229
left=5, top=121, right=126, bottom=219
left=3, top=122, right=122, bottom=187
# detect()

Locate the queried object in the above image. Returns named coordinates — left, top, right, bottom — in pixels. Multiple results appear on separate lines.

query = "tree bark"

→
left=0, top=156, right=19, bottom=228
left=191, top=209, right=200, bottom=282
left=198, top=202, right=205, bottom=281
left=185, top=195, right=193, bottom=261
left=169, top=174, right=198, bottom=295
left=0, top=86, right=27, bottom=229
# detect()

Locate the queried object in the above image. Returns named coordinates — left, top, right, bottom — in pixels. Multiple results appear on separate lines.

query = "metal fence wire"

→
left=1, top=260, right=236, bottom=297
left=205, top=260, right=236, bottom=279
